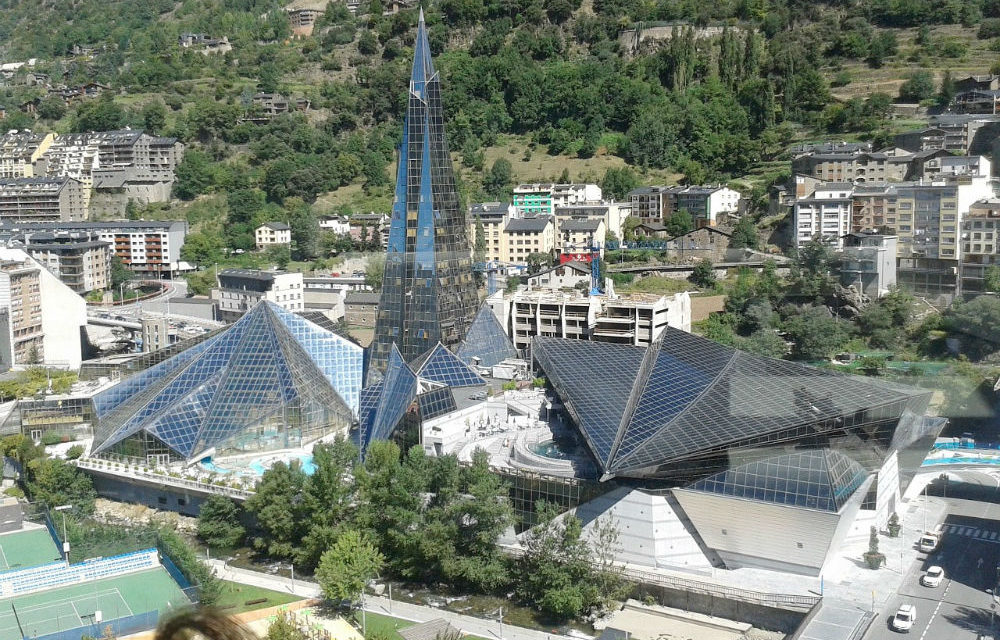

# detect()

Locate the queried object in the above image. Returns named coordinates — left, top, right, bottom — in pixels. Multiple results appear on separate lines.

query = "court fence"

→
left=28, top=609, right=158, bottom=640
left=0, top=549, right=159, bottom=598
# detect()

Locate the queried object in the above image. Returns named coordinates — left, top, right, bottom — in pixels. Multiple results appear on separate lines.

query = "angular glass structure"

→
left=532, top=329, right=933, bottom=481
left=91, top=302, right=363, bottom=462
left=686, top=450, right=869, bottom=512
left=412, top=342, right=486, bottom=388
left=370, top=10, right=479, bottom=370
left=456, top=305, right=518, bottom=368
left=360, top=344, right=418, bottom=453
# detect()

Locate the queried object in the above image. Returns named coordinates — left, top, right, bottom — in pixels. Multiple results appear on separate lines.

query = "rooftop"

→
left=505, top=216, right=553, bottom=233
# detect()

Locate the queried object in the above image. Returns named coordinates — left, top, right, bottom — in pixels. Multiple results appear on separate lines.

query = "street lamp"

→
left=53, top=505, right=71, bottom=564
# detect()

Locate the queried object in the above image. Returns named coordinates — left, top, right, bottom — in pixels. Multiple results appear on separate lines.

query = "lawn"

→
left=214, top=580, right=303, bottom=614
left=351, top=611, right=490, bottom=640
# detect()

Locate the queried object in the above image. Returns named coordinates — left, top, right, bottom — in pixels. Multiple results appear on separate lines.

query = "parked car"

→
left=921, top=566, right=944, bottom=587
left=892, top=604, right=917, bottom=632
left=919, top=532, right=939, bottom=553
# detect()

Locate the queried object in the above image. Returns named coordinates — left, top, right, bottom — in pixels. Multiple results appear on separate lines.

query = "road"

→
left=207, top=559, right=583, bottom=640
left=865, top=490, right=1000, bottom=640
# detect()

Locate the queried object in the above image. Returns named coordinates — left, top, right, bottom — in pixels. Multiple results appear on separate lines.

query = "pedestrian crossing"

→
left=940, top=523, right=1000, bottom=542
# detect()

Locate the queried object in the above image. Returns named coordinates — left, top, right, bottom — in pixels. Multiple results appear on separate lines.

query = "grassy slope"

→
left=215, top=580, right=303, bottom=614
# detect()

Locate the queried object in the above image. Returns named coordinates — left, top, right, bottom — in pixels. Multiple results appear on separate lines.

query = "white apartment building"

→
left=212, top=269, right=304, bottom=322
left=255, top=222, right=292, bottom=249
left=502, top=216, right=555, bottom=264
left=793, top=183, right=855, bottom=248
left=919, top=155, right=992, bottom=180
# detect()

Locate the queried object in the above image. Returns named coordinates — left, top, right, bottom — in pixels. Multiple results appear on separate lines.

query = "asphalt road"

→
left=866, top=492, right=1000, bottom=640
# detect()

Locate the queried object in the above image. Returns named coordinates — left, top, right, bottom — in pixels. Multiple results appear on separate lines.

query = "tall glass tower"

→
left=370, top=10, right=479, bottom=369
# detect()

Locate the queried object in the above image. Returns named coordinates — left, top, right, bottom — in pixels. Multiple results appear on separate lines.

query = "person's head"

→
left=156, top=609, right=252, bottom=640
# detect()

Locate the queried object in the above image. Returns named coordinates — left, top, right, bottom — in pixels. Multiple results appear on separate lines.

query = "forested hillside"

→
left=1, top=0, right=998, bottom=263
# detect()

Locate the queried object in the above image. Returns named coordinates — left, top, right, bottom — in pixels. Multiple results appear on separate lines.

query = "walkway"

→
left=207, top=560, right=581, bottom=640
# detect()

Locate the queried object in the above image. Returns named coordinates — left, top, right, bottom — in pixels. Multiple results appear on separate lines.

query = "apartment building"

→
left=468, top=202, right=515, bottom=263
left=629, top=186, right=675, bottom=225
left=512, top=183, right=601, bottom=216
left=0, top=177, right=87, bottom=222
left=793, top=183, right=855, bottom=248
left=0, top=247, right=85, bottom=370
left=255, top=222, right=291, bottom=249
left=894, top=117, right=1000, bottom=155
left=555, top=203, right=627, bottom=241
left=0, top=220, right=188, bottom=278
left=211, top=269, right=304, bottom=322
left=287, top=8, right=321, bottom=36
left=839, top=233, right=897, bottom=300
left=958, top=198, right=1000, bottom=294
left=592, top=293, right=692, bottom=346
left=557, top=218, right=605, bottom=260
left=919, top=155, right=992, bottom=180
left=791, top=149, right=915, bottom=183
left=502, top=216, right=555, bottom=264
left=348, top=213, right=389, bottom=247
left=628, top=185, right=741, bottom=227
left=22, top=231, right=111, bottom=293
left=0, top=132, right=53, bottom=178
left=504, top=289, right=691, bottom=350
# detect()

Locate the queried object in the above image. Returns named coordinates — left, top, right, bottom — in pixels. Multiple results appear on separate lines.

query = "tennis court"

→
left=0, top=528, right=61, bottom=572
left=0, top=567, right=190, bottom=640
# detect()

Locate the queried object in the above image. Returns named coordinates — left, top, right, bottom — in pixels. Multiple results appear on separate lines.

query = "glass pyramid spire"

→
left=456, top=304, right=518, bottom=368
left=369, top=10, right=480, bottom=370
left=413, top=343, right=486, bottom=387
left=91, top=301, right=363, bottom=461
left=362, top=344, right=418, bottom=453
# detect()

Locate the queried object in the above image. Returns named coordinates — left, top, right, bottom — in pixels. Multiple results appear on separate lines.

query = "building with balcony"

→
left=502, top=216, right=555, bottom=264
left=255, top=222, right=291, bottom=249
left=212, top=269, right=304, bottom=322
left=512, top=183, right=601, bottom=216
left=959, top=198, right=1000, bottom=294
left=628, top=186, right=677, bottom=225
left=0, top=131, right=53, bottom=179
left=838, top=233, right=897, bottom=299
left=557, top=218, right=605, bottom=261
left=21, top=230, right=111, bottom=293
left=917, top=155, right=991, bottom=180
left=592, top=293, right=691, bottom=346
left=468, top=202, right=515, bottom=264
left=0, top=177, right=87, bottom=222
left=287, top=8, right=321, bottom=36
left=793, top=183, right=855, bottom=248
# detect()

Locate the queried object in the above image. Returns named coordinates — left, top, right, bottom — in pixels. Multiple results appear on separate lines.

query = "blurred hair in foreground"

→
left=156, top=608, right=253, bottom=640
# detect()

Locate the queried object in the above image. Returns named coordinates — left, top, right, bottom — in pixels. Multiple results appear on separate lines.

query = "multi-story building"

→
left=212, top=269, right=304, bottom=322
left=344, top=291, right=380, bottom=326
left=348, top=213, right=389, bottom=248
left=0, top=177, right=87, bottom=222
left=628, top=186, right=676, bottom=225
left=838, top=233, right=897, bottom=300
left=918, top=155, right=992, bottom=180
left=503, top=290, right=691, bottom=350
left=468, top=202, right=515, bottom=264
left=512, top=183, right=602, bottom=216
left=0, top=247, right=85, bottom=370
left=21, top=230, right=111, bottom=293
left=0, top=132, right=53, bottom=178
left=255, top=222, right=291, bottom=249
left=953, top=89, right=1000, bottom=114
left=0, top=221, right=188, bottom=278
left=555, top=203, right=627, bottom=242
left=894, top=117, right=1000, bottom=155
left=793, top=183, right=855, bottom=248
left=791, top=149, right=914, bottom=183
left=287, top=8, right=321, bottom=36
left=672, top=185, right=742, bottom=227
left=41, top=134, right=102, bottom=207
left=502, top=216, right=555, bottom=264
left=319, top=216, right=351, bottom=234
left=557, top=218, right=605, bottom=261
left=958, top=198, right=1000, bottom=294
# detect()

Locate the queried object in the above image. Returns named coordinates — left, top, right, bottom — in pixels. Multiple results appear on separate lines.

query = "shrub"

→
left=65, top=445, right=84, bottom=460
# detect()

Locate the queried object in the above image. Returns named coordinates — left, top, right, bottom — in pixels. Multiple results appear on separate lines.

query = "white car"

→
left=892, top=604, right=917, bottom=632
left=921, top=566, right=944, bottom=587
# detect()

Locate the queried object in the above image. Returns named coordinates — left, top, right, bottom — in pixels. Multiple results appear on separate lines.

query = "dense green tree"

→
left=943, top=295, right=1000, bottom=358
left=365, top=253, right=385, bottom=291
left=730, top=216, right=759, bottom=249
left=26, top=458, right=96, bottom=514
left=180, top=231, right=224, bottom=266
left=483, top=158, right=513, bottom=199
left=297, top=438, right=359, bottom=569
left=245, top=461, right=309, bottom=559
left=898, top=70, right=935, bottom=102
left=740, top=330, right=787, bottom=358
left=664, top=211, right=694, bottom=237
left=110, top=254, right=132, bottom=288
left=689, top=259, right=716, bottom=288
left=937, top=70, right=956, bottom=107
left=287, top=199, right=320, bottom=261
left=600, top=167, right=639, bottom=201
left=197, top=495, right=246, bottom=550
left=316, top=529, right=384, bottom=602
left=173, top=149, right=217, bottom=200
left=985, top=264, right=1000, bottom=294
left=782, top=305, right=850, bottom=360
left=36, top=96, right=67, bottom=120
left=72, top=93, right=125, bottom=131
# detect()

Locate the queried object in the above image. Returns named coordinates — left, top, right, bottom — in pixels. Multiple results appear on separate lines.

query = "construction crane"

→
left=472, top=261, right=499, bottom=295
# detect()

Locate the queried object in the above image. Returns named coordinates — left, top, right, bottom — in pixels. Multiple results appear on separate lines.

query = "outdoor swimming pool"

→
left=200, top=453, right=316, bottom=476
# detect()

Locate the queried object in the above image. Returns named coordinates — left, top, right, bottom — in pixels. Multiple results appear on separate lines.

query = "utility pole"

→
left=498, top=606, right=503, bottom=640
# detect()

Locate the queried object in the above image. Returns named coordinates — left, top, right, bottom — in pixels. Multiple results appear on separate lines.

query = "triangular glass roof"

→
left=92, top=302, right=363, bottom=460
left=414, top=343, right=486, bottom=388
left=456, top=305, right=518, bottom=368
left=532, top=328, right=931, bottom=480
left=685, top=449, right=869, bottom=512
left=362, top=344, right=418, bottom=454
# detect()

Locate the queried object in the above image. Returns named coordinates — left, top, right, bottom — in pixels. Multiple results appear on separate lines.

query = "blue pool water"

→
left=200, top=454, right=316, bottom=476
left=530, top=440, right=579, bottom=461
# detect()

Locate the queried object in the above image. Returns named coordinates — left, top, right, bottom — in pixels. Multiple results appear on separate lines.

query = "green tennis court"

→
left=0, top=567, right=190, bottom=640
left=0, top=528, right=61, bottom=571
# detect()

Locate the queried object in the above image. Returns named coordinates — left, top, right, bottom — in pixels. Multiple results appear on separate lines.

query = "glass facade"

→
left=687, top=449, right=869, bottom=512
left=91, top=301, right=363, bottom=462
left=413, top=343, right=486, bottom=387
left=456, top=305, right=518, bottom=368
left=361, top=344, right=418, bottom=453
left=532, top=329, right=934, bottom=482
left=370, top=11, right=479, bottom=370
